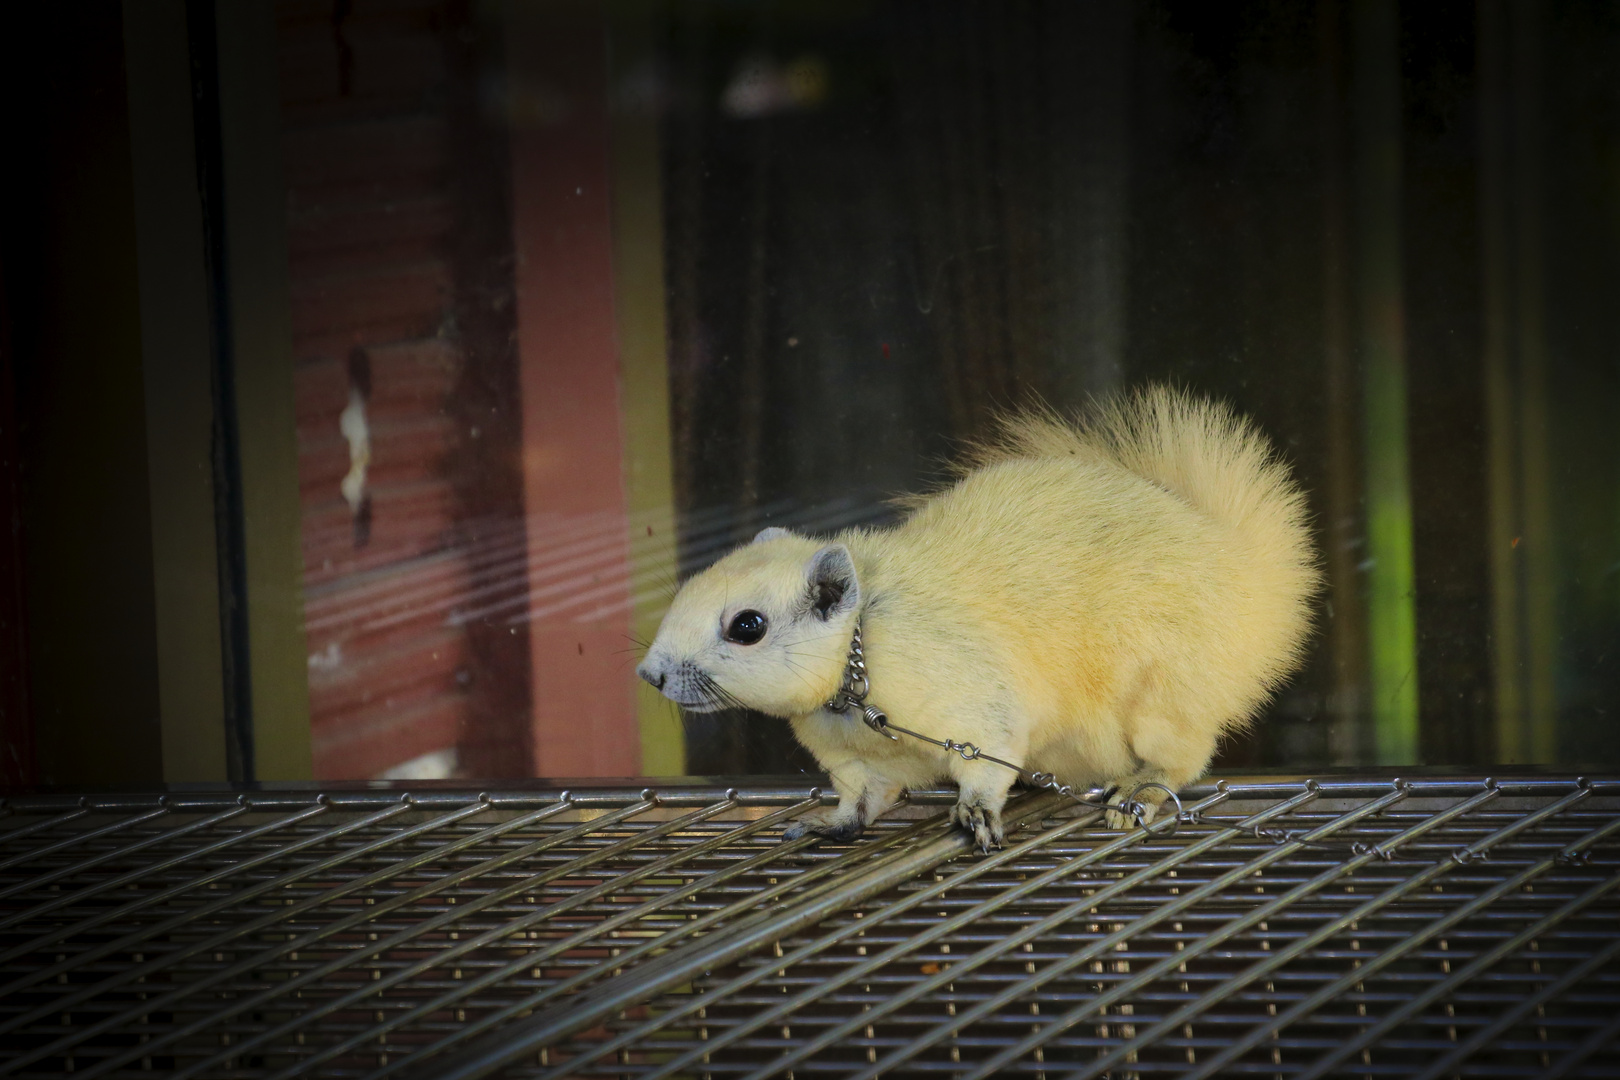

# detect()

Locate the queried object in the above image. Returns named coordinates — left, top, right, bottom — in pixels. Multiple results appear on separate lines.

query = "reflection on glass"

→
left=2, top=1, right=1618, bottom=788
left=273, top=1, right=1620, bottom=780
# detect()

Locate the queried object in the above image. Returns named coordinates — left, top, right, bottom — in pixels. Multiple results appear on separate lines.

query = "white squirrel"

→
left=637, top=387, right=1320, bottom=848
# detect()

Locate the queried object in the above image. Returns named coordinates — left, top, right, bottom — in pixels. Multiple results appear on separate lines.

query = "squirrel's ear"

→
left=805, top=544, right=859, bottom=620
left=752, top=526, right=793, bottom=544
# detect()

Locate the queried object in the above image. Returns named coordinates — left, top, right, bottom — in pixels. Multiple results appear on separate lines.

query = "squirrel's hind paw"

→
left=1104, top=803, right=1158, bottom=831
left=1101, top=780, right=1169, bottom=830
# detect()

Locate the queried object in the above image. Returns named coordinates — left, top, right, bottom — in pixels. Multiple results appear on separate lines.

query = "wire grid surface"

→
left=0, top=777, right=1615, bottom=1079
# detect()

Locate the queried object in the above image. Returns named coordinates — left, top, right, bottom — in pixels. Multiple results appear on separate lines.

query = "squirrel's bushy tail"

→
left=974, top=385, right=1319, bottom=594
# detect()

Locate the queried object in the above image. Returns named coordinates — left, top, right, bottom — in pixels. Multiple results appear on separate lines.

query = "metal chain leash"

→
left=824, top=622, right=1182, bottom=833
left=823, top=621, right=1445, bottom=860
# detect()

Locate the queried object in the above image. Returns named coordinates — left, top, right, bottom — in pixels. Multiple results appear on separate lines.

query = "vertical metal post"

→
left=184, top=0, right=254, bottom=781
left=185, top=0, right=314, bottom=781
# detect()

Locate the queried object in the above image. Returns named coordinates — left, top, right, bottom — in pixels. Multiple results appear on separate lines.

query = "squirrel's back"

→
left=857, top=386, right=1319, bottom=732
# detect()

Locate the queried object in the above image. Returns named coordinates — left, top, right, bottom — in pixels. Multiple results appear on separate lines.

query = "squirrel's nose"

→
left=637, top=662, right=665, bottom=691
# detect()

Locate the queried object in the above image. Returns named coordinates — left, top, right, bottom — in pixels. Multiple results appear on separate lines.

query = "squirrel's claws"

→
left=951, top=799, right=1005, bottom=852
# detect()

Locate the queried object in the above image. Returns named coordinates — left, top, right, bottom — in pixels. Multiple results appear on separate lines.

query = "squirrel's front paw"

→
left=951, top=797, right=1005, bottom=852
left=782, top=809, right=865, bottom=843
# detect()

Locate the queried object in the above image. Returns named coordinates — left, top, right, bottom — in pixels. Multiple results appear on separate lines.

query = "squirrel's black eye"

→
left=725, top=610, right=768, bottom=645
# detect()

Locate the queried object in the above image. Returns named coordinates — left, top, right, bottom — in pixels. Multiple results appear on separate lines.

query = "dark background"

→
left=655, top=0, right=1620, bottom=774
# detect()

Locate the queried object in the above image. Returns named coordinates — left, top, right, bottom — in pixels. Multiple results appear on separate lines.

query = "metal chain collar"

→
left=821, top=620, right=1447, bottom=859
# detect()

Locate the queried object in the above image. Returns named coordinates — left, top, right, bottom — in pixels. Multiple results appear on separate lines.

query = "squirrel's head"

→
left=637, top=527, right=860, bottom=718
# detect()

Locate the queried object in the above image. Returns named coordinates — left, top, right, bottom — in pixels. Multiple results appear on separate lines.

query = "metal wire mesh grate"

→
left=0, top=776, right=1615, bottom=1079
